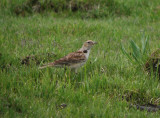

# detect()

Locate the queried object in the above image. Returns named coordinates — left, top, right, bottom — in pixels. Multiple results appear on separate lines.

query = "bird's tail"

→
left=39, top=62, right=55, bottom=69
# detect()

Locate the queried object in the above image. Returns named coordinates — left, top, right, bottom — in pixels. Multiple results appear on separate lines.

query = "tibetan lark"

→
left=39, top=40, right=97, bottom=72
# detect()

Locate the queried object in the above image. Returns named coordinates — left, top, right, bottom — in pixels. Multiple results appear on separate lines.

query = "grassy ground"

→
left=1, top=0, right=160, bottom=117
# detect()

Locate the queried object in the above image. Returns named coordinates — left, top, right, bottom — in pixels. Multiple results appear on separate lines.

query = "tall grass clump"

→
left=5, top=0, right=132, bottom=17
left=121, top=36, right=150, bottom=66
left=1, top=0, right=159, bottom=19
left=1, top=0, right=158, bottom=19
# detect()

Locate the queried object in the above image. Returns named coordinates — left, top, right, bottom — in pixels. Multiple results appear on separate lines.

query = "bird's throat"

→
left=84, top=49, right=90, bottom=59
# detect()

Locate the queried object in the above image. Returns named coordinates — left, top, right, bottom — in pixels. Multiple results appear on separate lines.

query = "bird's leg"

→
left=71, top=68, right=74, bottom=72
left=64, top=67, right=67, bottom=82
left=74, top=68, right=78, bottom=74
left=64, top=66, right=67, bottom=72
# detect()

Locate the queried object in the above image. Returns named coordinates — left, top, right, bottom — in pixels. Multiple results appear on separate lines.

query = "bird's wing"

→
left=39, top=51, right=86, bottom=69
left=53, top=50, right=86, bottom=66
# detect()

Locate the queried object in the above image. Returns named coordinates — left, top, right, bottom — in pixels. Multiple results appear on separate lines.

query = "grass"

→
left=1, top=0, right=160, bottom=117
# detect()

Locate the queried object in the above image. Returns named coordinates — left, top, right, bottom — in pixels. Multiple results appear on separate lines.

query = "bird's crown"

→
left=81, top=40, right=97, bottom=51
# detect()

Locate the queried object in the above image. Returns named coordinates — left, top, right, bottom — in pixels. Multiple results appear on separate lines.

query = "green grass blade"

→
left=121, top=43, right=133, bottom=62
left=142, top=36, right=149, bottom=54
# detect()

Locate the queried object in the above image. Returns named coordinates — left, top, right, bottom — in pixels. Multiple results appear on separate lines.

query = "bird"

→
left=39, top=40, right=97, bottom=72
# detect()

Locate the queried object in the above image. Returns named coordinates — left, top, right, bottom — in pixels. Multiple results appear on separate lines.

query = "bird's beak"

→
left=93, top=41, right=97, bottom=45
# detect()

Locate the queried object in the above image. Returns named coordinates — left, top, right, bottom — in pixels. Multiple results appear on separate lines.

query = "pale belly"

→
left=69, top=62, right=86, bottom=69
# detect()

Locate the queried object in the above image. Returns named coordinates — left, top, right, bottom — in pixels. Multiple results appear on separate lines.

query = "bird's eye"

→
left=87, top=42, right=90, bottom=44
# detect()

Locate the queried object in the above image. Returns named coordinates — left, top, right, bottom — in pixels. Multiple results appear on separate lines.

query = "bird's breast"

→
left=85, top=50, right=90, bottom=59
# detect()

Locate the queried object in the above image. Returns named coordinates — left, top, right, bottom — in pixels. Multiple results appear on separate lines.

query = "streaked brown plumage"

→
left=39, top=40, right=97, bottom=72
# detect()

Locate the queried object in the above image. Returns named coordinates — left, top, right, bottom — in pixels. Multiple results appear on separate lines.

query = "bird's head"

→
left=81, top=40, right=97, bottom=50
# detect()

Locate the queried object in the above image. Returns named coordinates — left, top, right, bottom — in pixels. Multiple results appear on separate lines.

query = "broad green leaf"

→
left=130, top=40, right=141, bottom=59
left=121, top=44, right=133, bottom=62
